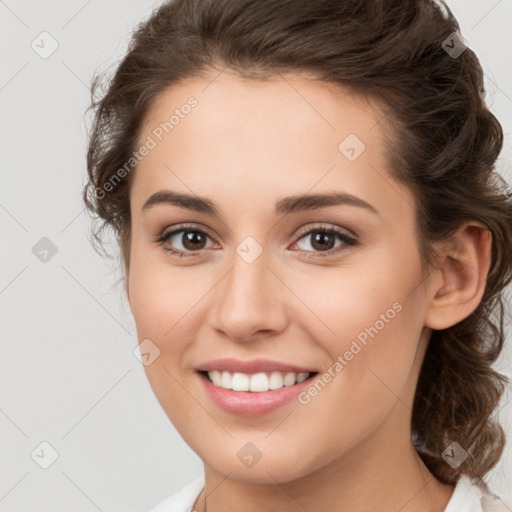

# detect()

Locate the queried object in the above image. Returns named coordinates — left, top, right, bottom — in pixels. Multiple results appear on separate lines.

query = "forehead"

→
left=140, top=69, right=386, bottom=148
left=130, top=69, right=414, bottom=222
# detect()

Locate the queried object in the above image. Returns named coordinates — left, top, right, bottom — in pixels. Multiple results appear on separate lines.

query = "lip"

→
left=195, top=359, right=318, bottom=416
left=196, top=358, right=316, bottom=374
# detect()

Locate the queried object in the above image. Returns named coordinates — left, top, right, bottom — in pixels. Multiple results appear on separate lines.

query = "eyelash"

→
left=155, top=223, right=358, bottom=258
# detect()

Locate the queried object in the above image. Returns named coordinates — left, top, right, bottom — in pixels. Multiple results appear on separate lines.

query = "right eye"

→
left=156, top=224, right=218, bottom=257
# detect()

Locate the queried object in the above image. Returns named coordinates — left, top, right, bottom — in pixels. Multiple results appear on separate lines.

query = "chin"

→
left=199, top=444, right=321, bottom=484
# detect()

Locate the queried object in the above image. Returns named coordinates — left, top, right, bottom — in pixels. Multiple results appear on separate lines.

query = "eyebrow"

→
left=142, top=190, right=379, bottom=216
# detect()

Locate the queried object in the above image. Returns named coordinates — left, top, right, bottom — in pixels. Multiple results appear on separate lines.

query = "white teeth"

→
left=232, top=372, right=250, bottom=391
left=249, top=372, right=269, bottom=392
left=206, top=370, right=311, bottom=392
left=269, top=371, right=283, bottom=390
left=296, top=372, right=309, bottom=383
left=283, top=372, right=296, bottom=386
left=220, top=371, right=232, bottom=388
left=209, top=370, right=221, bottom=386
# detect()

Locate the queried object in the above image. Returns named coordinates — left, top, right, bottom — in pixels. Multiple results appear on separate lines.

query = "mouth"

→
left=195, top=366, right=320, bottom=416
left=199, top=370, right=318, bottom=392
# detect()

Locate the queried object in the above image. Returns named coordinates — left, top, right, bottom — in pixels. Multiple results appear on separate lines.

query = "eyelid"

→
left=157, top=221, right=215, bottom=238
left=155, top=222, right=219, bottom=248
left=293, top=222, right=357, bottom=242
left=289, top=223, right=358, bottom=256
left=156, top=222, right=358, bottom=257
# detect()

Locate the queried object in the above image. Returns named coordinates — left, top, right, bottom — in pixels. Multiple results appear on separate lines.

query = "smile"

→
left=205, top=370, right=312, bottom=392
left=195, top=359, right=320, bottom=416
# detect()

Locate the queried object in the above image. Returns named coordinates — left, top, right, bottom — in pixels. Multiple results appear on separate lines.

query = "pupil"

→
left=183, top=231, right=205, bottom=250
left=312, top=232, right=333, bottom=251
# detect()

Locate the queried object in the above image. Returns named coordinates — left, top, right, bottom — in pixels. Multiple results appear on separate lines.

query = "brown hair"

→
left=83, top=0, right=512, bottom=485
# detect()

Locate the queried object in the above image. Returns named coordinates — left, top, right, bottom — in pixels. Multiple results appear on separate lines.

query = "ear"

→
left=424, top=222, right=492, bottom=330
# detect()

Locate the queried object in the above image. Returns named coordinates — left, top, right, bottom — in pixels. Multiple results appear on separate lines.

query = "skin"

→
left=126, top=69, right=492, bottom=512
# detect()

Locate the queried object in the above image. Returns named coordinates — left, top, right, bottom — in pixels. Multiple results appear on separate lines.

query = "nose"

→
left=208, top=244, right=288, bottom=343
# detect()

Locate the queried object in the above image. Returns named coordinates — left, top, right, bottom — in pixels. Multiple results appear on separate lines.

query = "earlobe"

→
left=424, top=223, right=492, bottom=331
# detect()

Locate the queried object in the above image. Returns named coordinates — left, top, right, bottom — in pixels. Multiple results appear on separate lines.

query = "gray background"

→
left=1, top=0, right=511, bottom=511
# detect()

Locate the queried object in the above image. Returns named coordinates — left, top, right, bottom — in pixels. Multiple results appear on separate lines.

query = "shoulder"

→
left=147, top=475, right=205, bottom=512
left=481, top=494, right=511, bottom=512
left=444, top=474, right=511, bottom=512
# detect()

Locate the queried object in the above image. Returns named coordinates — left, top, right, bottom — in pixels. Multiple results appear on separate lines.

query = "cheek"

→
left=294, top=250, right=422, bottom=346
left=127, top=243, right=201, bottom=340
left=296, top=249, right=425, bottom=399
left=127, top=255, right=201, bottom=431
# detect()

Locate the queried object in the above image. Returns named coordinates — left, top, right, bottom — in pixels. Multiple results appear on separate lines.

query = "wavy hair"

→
left=83, top=0, right=512, bottom=485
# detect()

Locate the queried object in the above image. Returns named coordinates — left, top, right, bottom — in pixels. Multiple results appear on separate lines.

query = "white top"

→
left=148, top=474, right=510, bottom=512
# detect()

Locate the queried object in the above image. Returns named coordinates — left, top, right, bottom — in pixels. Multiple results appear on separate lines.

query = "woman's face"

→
left=127, top=69, right=433, bottom=483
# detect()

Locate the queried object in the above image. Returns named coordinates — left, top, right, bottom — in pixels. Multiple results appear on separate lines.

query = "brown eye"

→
left=177, top=230, right=208, bottom=250
left=157, top=226, right=216, bottom=256
left=305, top=231, right=336, bottom=251
left=293, top=226, right=358, bottom=255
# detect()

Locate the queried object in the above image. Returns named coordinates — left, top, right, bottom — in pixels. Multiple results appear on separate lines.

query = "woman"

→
left=83, top=0, right=512, bottom=510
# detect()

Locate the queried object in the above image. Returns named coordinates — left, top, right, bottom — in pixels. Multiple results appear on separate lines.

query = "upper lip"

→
left=196, top=358, right=316, bottom=374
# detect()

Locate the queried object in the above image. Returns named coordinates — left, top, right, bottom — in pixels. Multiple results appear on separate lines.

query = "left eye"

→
left=293, top=227, right=357, bottom=254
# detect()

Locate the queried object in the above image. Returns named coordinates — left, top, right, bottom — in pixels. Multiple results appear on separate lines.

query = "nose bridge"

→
left=210, top=237, right=287, bottom=342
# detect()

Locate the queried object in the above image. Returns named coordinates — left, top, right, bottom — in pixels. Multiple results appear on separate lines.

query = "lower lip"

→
left=197, top=372, right=316, bottom=416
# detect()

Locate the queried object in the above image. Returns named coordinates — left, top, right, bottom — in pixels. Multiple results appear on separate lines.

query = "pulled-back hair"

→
left=83, top=0, right=512, bottom=485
